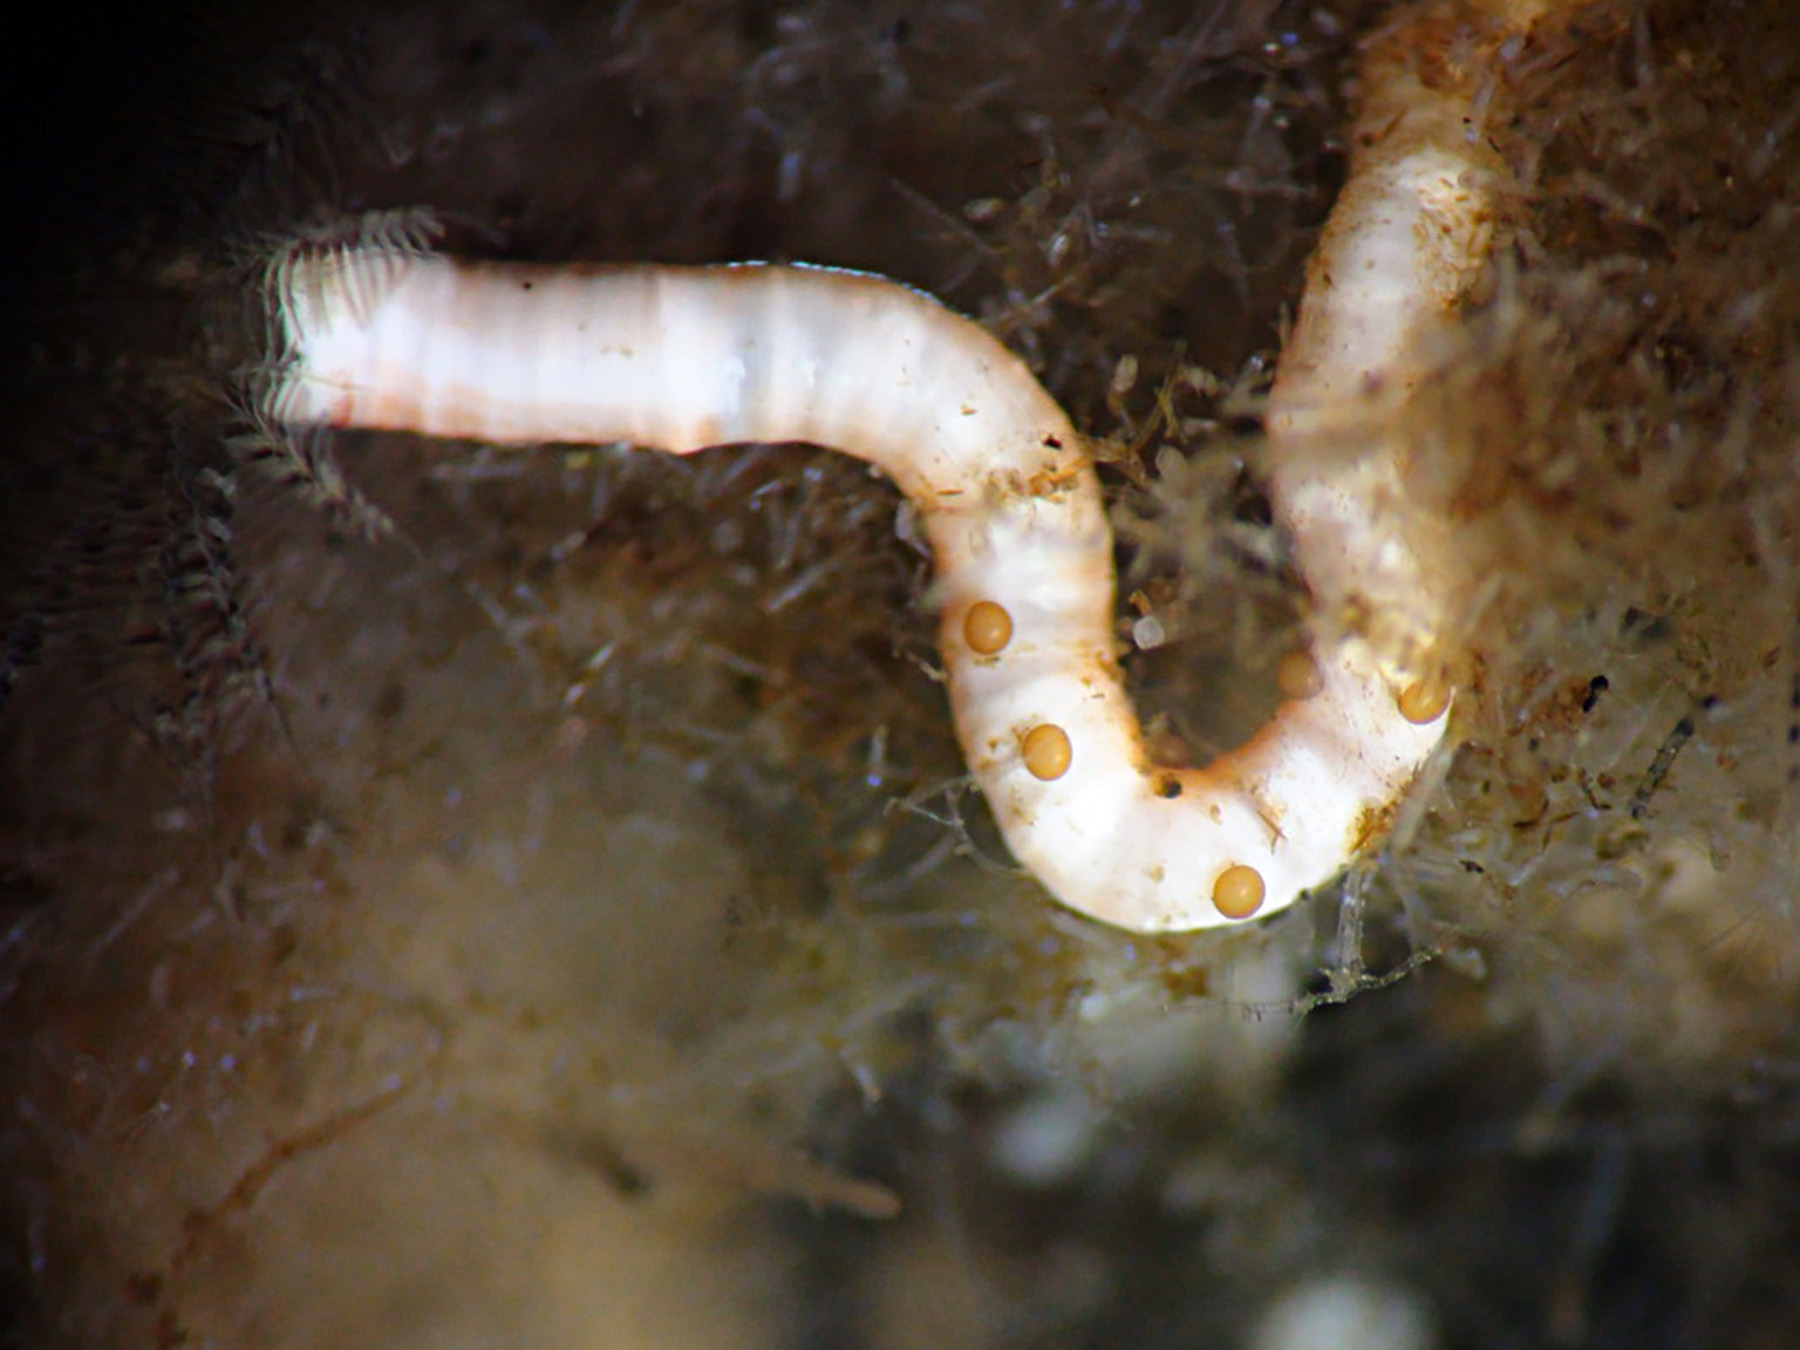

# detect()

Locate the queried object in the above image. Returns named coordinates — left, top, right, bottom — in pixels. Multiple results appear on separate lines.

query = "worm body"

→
left=266, top=255, right=1448, bottom=931
left=261, top=2, right=1567, bottom=932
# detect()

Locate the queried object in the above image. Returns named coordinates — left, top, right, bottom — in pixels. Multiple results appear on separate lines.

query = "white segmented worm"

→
left=260, top=1, right=1561, bottom=932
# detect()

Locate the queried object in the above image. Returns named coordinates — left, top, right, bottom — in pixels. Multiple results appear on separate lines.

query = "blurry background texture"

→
left=2, top=0, right=1798, bottom=1345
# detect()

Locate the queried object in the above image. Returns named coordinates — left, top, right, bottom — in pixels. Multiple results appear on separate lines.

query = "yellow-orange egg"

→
left=1397, top=675, right=1450, bottom=724
left=1212, top=864, right=1266, bottom=919
left=1021, top=723, right=1072, bottom=780
left=962, top=600, right=1014, bottom=655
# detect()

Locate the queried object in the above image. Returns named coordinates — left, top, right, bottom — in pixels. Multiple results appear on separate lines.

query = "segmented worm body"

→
left=261, top=2, right=1558, bottom=932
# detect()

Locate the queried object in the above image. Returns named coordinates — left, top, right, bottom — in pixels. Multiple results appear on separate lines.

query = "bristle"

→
left=228, top=410, right=395, bottom=542
left=264, top=207, right=445, bottom=341
left=156, top=451, right=281, bottom=755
